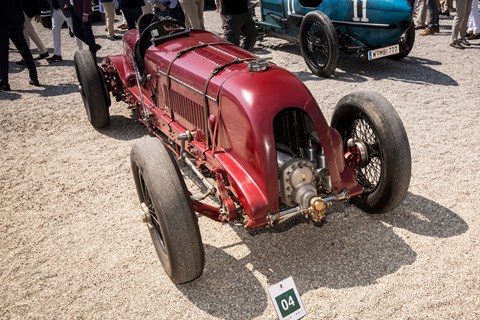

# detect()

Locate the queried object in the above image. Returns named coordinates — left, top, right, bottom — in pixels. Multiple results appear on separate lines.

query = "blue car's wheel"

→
left=299, top=11, right=339, bottom=77
left=390, top=21, right=415, bottom=60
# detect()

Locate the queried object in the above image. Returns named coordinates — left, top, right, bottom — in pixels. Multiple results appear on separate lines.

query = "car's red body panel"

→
left=103, top=28, right=362, bottom=229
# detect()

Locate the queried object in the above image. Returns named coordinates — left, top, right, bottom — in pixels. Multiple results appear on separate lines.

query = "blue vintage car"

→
left=256, top=0, right=414, bottom=77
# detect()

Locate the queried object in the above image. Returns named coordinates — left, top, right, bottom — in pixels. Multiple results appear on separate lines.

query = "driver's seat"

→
left=135, top=13, right=155, bottom=76
left=135, top=14, right=188, bottom=76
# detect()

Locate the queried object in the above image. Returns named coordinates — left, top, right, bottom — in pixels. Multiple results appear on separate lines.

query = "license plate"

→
left=367, top=44, right=400, bottom=60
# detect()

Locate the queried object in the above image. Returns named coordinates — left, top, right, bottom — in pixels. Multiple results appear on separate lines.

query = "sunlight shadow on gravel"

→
left=176, top=191, right=468, bottom=319
left=374, top=192, right=469, bottom=238
left=177, top=243, right=268, bottom=319
left=95, top=115, right=146, bottom=141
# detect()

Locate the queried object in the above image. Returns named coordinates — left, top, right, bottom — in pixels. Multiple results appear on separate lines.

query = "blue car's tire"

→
left=390, top=21, right=415, bottom=60
left=299, top=11, right=339, bottom=77
left=331, top=91, right=411, bottom=214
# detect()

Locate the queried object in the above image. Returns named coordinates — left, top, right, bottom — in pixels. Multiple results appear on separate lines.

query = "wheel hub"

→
left=345, top=138, right=370, bottom=167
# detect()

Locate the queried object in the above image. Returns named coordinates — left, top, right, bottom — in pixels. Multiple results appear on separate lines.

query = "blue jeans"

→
left=426, top=0, right=439, bottom=28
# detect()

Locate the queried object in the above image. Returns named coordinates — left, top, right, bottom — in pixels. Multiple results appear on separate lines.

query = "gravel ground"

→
left=1, top=7, right=480, bottom=320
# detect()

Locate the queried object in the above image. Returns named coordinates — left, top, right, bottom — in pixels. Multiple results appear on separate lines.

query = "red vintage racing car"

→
left=74, top=14, right=411, bottom=284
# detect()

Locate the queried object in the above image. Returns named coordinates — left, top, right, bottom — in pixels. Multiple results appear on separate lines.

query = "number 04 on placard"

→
left=268, top=277, right=307, bottom=320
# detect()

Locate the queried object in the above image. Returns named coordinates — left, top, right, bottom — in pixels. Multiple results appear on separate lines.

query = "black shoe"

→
left=467, top=33, right=480, bottom=40
left=29, top=79, right=40, bottom=86
left=15, top=59, right=25, bottom=66
left=450, top=41, right=465, bottom=49
left=46, top=54, right=62, bottom=62
left=107, top=35, right=122, bottom=40
left=34, top=52, right=49, bottom=60
left=459, top=38, right=471, bottom=46
left=0, top=83, right=11, bottom=91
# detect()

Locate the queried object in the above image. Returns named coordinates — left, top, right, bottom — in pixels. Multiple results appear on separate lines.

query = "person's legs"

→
left=82, top=17, right=98, bottom=56
left=103, top=1, right=116, bottom=37
left=179, top=0, right=202, bottom=29
left=123, top=7, right=142, bottom=30
left=195, top=0, right=205, bottom=30
left=0, top=28, right=10, bottom=87
left=426, top=0, right=439, bottom=28
left=416, top=0, right=427, bottom=27
left=467, top=0, right=480, bottom=35
left=25, top=17, right=48, bottom=55
left=117, top=10, right=128, bottom=28
left=452, top=0, right=467, bottom=41
left=64, top=14, right=84, bottom=50
left=9, top=26, right=38, bottom=84
left=71, top=9, right=88, bottom=44
left=223, top=13, right=241, bottom=46
left=71, top=10, right=97, bottom=56
left=18, top=14, right=48, bottom=63
left=420, top=0, right=439, bottom=34
left=51, top=8, right=63, bottom=56
left=460, top=0, right=474, bottom=38
left=238, top=11, right=257, bottom=51
left=23, top=13, right=32, bottom=48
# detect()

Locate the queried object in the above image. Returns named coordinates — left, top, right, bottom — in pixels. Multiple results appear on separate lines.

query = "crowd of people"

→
left=0, top=0, right=256, bottom=91
left=414, top=0, right=480, bottom=48
left=0, top=0, right=479, bottom=91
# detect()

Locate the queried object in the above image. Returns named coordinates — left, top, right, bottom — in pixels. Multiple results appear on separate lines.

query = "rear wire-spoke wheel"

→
left=299, top=11, right=339, bottom=77
left=131, top=137, right=205, bottom=284
left=139, top=175, right=167, bottom=253
left=331, top=91, right=411, bottom=213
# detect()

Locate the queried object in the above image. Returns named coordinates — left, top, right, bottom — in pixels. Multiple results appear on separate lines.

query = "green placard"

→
left=268, top=276, right=306, bottom=320
left=275, top=288, right=301, bottom=318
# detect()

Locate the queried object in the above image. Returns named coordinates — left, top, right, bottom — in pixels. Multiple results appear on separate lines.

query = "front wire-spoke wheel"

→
left=331, top=91, right=411, bottom=213
left=347, top=118, right=382, bottom=193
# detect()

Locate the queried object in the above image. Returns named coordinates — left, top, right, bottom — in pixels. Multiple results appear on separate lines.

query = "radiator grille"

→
left=164, top=85, right=206, bottom=132
left=192, top=47, right=233, bottom=66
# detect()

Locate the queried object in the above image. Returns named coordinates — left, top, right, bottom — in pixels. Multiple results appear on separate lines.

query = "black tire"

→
left=299, top=11, right=339, bottom=77
left=331, top=91, right=411, bottom=213
left=389, top=21, right=415, bottom=60
left=74, top=49, right=110, bottom=128
left=131, top=137, right=205, bottom=284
